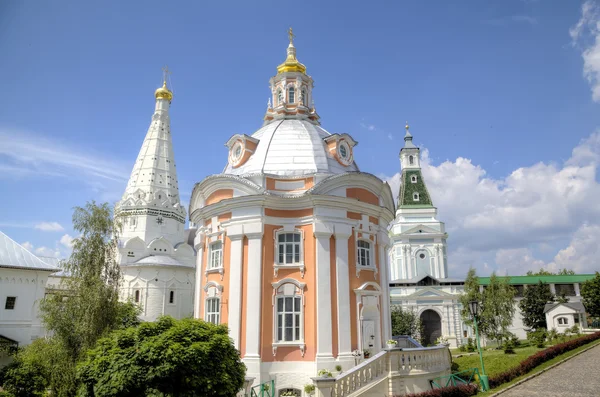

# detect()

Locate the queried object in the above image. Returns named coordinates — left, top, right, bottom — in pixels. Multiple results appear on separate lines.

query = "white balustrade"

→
left=312, top=346, right=451, bottom=397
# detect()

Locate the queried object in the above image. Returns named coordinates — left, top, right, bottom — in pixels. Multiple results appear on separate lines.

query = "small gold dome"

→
left=155, top=81, right=173, bottom=101
left=277, top=28, right=306, bottom=75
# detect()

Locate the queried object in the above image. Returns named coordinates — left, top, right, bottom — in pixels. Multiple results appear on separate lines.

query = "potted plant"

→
left=334, top=364, right=342, bottom=375
left=304, top=384, right=315, bottom=396
left=363, top=349, right=371, bottom=359
left=317, top=369, right=333, bottom=378
left=387, top=339, right=398, bottom=349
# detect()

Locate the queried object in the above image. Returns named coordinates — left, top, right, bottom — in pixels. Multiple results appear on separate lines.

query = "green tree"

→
left=459, top=268, right=485, bottom=328
left=526, top=268, right=575, bottom=276
left=480, top=272, right=516, bottom=345
left=77, top=317, right=246, bottom=397
left=391, top=305, right=423, bottom=340
left=22, top=201, right=140, bottom=396
left=519, top=281, right=553, bottom=331
left=581, top=271, right=600, bottom=318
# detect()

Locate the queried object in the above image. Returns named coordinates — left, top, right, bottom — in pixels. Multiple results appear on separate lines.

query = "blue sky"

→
left=2, top=0, right=600, bottom=276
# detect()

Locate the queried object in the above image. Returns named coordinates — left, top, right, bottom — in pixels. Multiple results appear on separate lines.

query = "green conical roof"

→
left=398, top=169, right=433, bottom=207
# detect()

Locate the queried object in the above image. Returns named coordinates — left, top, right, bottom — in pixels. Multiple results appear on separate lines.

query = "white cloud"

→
left=21, top=241, right=34, bottom=251
left=571, top=1, right=600, bottom=102
left=382, top=131, right=600, bottom=276
left=59, top=234, right=74, bottom=249
left=0, top=128, right=129, bottom=183
left=549, top=223, right=600, bottom=273
left=35, top=222, right=65, bottom=232
left=34, top=246, right=61, bottom=258
left=485, top=15, right=538, bottom=26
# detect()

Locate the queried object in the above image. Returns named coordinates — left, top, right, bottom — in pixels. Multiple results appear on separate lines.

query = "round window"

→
left=419, top=253, right=426, bottom=259
left=230, top=141, right=244, bottom=164
left=340, top=144, right=347, bottom=158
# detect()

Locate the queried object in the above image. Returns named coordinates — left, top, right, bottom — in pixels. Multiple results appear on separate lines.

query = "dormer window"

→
left=413, top=192, right=420, bottom=201
left=411, top=175, right=417, bottom=183
left=409, top=155, right=414, bottom=165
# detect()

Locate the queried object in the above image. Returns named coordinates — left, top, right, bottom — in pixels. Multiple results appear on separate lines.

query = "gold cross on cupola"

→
left=288, top=27, right=296, bottom=44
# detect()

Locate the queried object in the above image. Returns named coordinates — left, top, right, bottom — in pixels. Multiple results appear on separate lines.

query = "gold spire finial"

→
left=405, top=121, right=410, bottom=132
left=155, top=66, right=173, bottom=101
left=277, top=28, right=306, bottom=74
left=162, top=65, right=171, bottom=85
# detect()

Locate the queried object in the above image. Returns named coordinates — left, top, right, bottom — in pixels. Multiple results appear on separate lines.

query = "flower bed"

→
left=488, top=331, right=600, bottom=389
left=403, top=384, right=478, bottom=397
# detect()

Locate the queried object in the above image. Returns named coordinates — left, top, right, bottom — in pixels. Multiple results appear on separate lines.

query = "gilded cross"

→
left=162, top=65, right=171, bottom=84
left=288, top=27, right=295, bottom=44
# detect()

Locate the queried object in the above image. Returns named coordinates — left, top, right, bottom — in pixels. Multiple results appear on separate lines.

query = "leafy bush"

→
left=466, top=338, right=475, bottom=352
left=488, top=331, right=600, bottom=389
left=402, top=384, right=478, bottom=397
left=569, top=325, right=580, bottom=336
left=503, top=338, right=516, bottom=354
left=547, top=328, right=558, bottom=343
left=458, top=345, right=466, bottom=352
left=334, top=364, right=342, bottom=372
left=527, top=329, right=547, bottom=348
left=451, top=361, right=460, bottom=372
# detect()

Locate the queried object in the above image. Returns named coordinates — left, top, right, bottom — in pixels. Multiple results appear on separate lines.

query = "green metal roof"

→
left=398, top=169, right=433, bottom=207
left=478, top=274, right=596, bottom=285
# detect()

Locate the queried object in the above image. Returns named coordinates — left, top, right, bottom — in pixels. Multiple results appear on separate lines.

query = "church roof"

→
left=398, top=169, right=433, bottom=207
left=0, top=231, right=59, bottom=271
left=125, top=255, right=194, bottom=269
left=223, top=119, right=359, bottom=177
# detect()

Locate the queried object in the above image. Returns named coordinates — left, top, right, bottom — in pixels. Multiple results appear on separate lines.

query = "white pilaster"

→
left=227, top=226, right=244, bottom=349
left=244, top=224, right=263, bottom=384
left=334, top=225, right=352, bottom=359
left=314, top=222, right=334, bottom=365
left=379, top=237, right=392, bottom=343
left=193, top=230, right=205, bottom=319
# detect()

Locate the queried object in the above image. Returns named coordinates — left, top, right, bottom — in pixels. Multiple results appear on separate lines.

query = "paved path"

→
left=500, top=343, right=600, bottom=397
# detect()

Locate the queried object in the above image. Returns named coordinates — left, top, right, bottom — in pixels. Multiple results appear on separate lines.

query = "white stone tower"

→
left=389, top=124, right=448, bottom=281
left=115, top=70, right=195, bottom=321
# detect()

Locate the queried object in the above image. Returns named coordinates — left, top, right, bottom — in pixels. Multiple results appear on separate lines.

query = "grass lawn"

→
left=452, top=336, right=600, bottom=396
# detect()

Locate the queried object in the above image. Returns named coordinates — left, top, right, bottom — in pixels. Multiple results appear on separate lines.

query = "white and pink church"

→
left=112, top=32, right=454, bottom=396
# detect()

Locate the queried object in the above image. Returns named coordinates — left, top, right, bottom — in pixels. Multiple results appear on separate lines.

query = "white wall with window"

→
left=545, top=302, right=587, bottom=333
left=209, top=240, right=223, bottom=269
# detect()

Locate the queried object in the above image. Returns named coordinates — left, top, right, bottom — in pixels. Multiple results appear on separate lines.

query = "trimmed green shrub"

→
left=402, top=384, right=478, bottom=397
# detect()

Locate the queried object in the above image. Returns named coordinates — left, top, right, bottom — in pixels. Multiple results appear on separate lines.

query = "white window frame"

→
left=273, top=229, right=305, bottom=277
left=203, top=282, right=223, bottom=325
left=134, top=289, right=141, bottom=304
left=288, top=86, right=295, bottom=104
left=355, top=234, right=378, bottom=278
left=413, top=192, right=420, bottom=201
left=557, top=317, right=569, bottom=326
left=357, top=239, right=372, bottom=267
left=271, top=278, right=306, bottom=356
left=205, top=238, right=225, bottom=280
left=409, top=155, right=414, bottom=165
left=205, top=297, right=221, bottom=324
left=302, top=87, right=308, bottom=106
left=411, top=175, right=418, bottom=183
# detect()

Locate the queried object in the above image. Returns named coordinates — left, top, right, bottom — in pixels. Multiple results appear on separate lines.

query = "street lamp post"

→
left=468, top=300, right=489, bottom=391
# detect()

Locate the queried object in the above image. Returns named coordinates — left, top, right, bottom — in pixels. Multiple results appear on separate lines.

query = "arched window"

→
left=413, top=192, right=420, bottom=201
left=274, top=282, right=303, bottom=342
left=134, top=289, right=140, bottom=303
left=558, top=317, right=569, bottom=326
left=169, top=290, right=175, bottom=304
left=288, top=86, right=295, bottom=104
left=205, top=297, right=220, bottom=324
left=302, top=87, right=307, bottom=106
left=204, top=282, right=223, bottom=325
left=277, top=89, right=283, bottom=105
left=409, top=155, right=414, bottom=165
left=411, top=175, right=418, bottom=183
left=357, top=240, right=371, bottom=267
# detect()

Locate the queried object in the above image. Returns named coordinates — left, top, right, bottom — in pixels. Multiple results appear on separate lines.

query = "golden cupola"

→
left=277, top=28, right=307, bottom=74
left=155, top=67, right=174, bottom=102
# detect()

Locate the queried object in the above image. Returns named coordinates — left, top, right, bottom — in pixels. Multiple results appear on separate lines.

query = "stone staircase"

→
left=311, top=346, right=452, bottom=397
